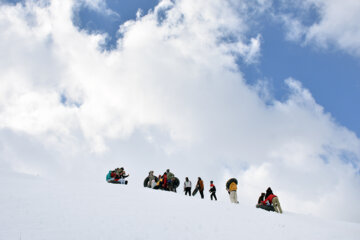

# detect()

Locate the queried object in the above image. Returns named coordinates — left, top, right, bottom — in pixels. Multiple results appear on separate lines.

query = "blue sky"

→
left=71, top=0, right=360, bottom=136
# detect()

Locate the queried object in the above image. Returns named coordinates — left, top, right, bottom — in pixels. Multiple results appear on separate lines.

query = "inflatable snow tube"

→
left=107, top=178, right=128, bottom=184
left=171, top=177, right=180, bottom=189
left=256, top=204, right=275, bottom=212
left=143, top=176, right=159, bottom=187
left=226, top=178, right=238, bottom=189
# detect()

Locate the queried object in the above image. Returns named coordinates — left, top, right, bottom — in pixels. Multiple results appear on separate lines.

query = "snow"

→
left=0, top=171, right=359, bottom=240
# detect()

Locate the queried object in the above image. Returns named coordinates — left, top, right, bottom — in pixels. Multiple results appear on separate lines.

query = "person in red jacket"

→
left=262, top=193, right=283, bottom=214
left=209, top=181, right=217, bottom=201
left=162, top=173, right=168, bottom=190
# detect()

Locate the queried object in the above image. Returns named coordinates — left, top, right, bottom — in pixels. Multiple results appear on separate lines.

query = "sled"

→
left=107, top=178, right=128, bottom=184
left=226, top=178, right=238, bottom=189
left=256, top=204, right=275, bottom=212
left=192, top=187, right=199, bottom=196
left=143, top=176, right=159, bottom=188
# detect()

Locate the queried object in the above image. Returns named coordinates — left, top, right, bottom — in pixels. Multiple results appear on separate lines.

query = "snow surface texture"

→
left=1, top=171, right=359, bottom=240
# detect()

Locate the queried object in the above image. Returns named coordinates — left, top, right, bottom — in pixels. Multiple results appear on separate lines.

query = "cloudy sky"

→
left=0, top=0, right=360, bottom=222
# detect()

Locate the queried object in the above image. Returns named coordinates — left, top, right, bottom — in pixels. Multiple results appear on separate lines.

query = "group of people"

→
left=106, top=167, right=129, bottom=184
left=146, top=169, right=178, bottom=192
left=256, top=187, right=283, bottom=213
left=183, top=177, right=217, bottom=201
left=183, top=177, right=281, bottom=214
left=109, top=167, right=282, bottom=214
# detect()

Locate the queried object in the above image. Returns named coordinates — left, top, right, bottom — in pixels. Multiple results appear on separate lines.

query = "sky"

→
left=0, top=0, right=360, bottom=222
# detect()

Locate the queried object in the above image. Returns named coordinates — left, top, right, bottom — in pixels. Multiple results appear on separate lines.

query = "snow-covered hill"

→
left=1, top=171, right=359, bottom=240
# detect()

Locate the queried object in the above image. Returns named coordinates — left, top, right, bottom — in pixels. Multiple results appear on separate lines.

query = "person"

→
left=196, top=177, right=204, bottom=199
left=261, top=192, right=283, bottom=214
left=106, top=170, right=115, bottom=182
left=166, top=169, right=175, bottom=191
left=209, top=181, right=217, bottom=201
left=258, top=192, right=265, bottom=204
left=117, top=168, right=129, bottom=179
left=184, top=177, right=192, bottom=196
left=150, top=178, right=157, bottom=188
left=265, top=187, right=273, bottom=199
left=115, top=167, right=128, bottom=179
left=147, top=171, right=155, bottom=188
left=162, top=172, right=168, bottom=190
left=154, top=175, right=163, bottom=190
left=227, top=180, right=239, bottom=203
left=114, top=168, right=122, bottom=178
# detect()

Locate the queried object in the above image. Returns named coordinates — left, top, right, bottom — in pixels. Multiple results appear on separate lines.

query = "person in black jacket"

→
left=258, top=192, right=265, bottom=204
left=265, top=187, right=273, bottom=199
left=209, top=181, right=217, bottom=201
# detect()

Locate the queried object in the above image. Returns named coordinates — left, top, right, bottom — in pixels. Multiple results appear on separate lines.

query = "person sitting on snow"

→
left=265, top=187, right=273, bottom=199
left=258, top=192, right=265, bottom=204
left=256, top=192, right=275, bottom=211
left=162, top=172, right=168, bottom=190
left=261, top=192, right=282, bottom=214
left=106, top=170, right=116, bottom=182
left=115, top=167, right=129, bottom=179
left=154, top=175, right=163, bottom=189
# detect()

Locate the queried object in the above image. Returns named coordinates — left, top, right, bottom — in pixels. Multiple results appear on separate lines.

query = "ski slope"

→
left=0, top=171, right=359, bottom=240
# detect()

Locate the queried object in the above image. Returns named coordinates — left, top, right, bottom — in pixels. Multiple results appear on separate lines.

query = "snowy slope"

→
left=0, top=171, right=359, bottom=240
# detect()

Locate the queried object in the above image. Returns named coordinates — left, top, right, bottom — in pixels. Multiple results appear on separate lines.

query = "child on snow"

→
left=209, top=181, right=217, bottom=201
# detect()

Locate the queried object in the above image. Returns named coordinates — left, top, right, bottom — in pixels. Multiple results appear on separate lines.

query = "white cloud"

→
left=278, top=0, right=360, bottom=56
left=0, top=0, right=359, bottom=222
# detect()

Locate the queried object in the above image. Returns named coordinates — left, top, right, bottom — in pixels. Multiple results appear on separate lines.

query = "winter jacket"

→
left=262, top=194, right=277, bottom=205
left=265, top=188, right=273, bottom=199
left=167, top=171, right=174, bottom=180
left=106, top=171, right=112, bottom=181
left=258, top=194, right=265, bottom=204
left=184, top=180, right=192, bottom=188
left=209, top=184, right=216, bottom=193
left=197, top=180, right=204, bottom=191
left=156, top=177, right=163, bottom=186
left=148, top=171, right=155, bottom=181
left=163, top=174, right=168, bottom=187
left=229, top=182, right=237, bottom=192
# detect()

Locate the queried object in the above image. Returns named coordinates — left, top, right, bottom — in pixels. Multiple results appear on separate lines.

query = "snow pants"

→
left=185, top=187, right=191, bottom=196
left=210, top=192, right=217, bottom=201
left=200, top=190, right=204, bottom=199
left=230, top=191, right=238, bottom=203
left=272, top=197, right=283, bottom=213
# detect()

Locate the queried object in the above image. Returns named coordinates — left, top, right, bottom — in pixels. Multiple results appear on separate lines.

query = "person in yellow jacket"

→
left=227, top=181, right=239, bottom=204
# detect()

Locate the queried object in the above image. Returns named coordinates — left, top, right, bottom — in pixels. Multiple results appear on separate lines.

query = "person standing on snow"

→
left=227, top=181, right=239, bottom=203
left=261, top=192, right=283, bottom=214
left=166, top=169, right=175, bottom=191
left=196, top=177, right=204, bottom=199
left=209, top=181, right=217, bottom=201
left=184, top=177, right=192, bottom=196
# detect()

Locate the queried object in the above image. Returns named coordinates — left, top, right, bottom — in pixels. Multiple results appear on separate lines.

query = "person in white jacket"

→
left=184, top=177, right=192, bottom=196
